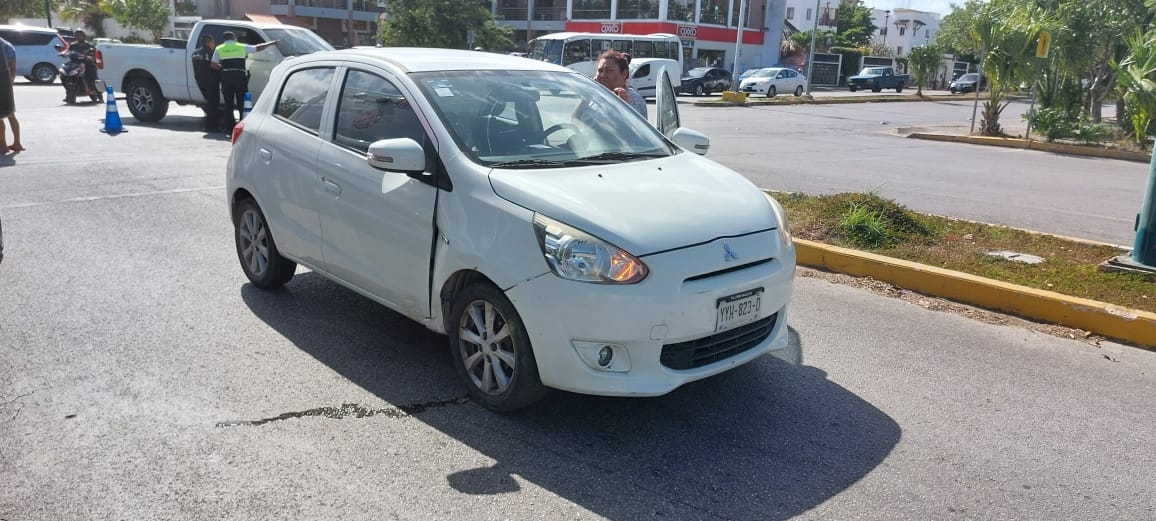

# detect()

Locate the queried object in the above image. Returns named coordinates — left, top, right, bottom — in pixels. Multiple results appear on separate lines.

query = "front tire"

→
left=234, top=198, right=296, bottom=288
left=31, top=63, right=57, bottom=83
left=849, top=86, right=858, bottom=92
left=766, top=85, right=777, bottom=98
left=125, top=78, right=169, bottom=122
left=449, top=284, right=547, bottom=412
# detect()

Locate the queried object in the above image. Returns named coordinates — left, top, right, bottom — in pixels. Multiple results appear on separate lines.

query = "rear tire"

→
left=694, top=84, right=704, bottom=96
left=234, top=198, right=296, bottom=288
left=794, top=85, right=804, bottom=96
left=125, top=78, right=169, bottom=122
left=449, top=284, right=548, bottom=412
left=896, top=84, right=904, bottom=93
left=849, top=86, right=858, bottom=92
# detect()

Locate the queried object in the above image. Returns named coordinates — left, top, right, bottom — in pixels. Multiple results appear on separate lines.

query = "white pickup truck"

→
left=96, top=19, right=333, bottom=122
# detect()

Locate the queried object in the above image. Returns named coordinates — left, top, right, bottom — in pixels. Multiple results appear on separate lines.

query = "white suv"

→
left=226, top=48, right=797, bottom=411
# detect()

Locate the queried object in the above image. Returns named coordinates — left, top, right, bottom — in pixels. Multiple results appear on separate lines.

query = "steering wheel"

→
left=544, top=123, right=579, bottom=140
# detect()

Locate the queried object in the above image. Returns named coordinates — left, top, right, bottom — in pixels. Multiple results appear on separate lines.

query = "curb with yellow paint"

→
left=907, top=132, right=1151, bottom=163
left=794, top=239, right=1156, bottom=349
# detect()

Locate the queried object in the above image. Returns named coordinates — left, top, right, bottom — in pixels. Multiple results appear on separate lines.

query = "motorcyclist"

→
left=66, top=30, right=100, bottom=99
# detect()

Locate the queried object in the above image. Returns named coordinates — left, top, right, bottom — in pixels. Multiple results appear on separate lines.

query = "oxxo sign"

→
left=677, top=25, right=697, bottom=40
left=601, top=22, right=621, bottom=33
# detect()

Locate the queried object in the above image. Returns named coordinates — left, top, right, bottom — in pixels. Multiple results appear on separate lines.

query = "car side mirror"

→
left=54, top=44, right=65, bottom=51
left=367, top=138, right=426, bottom=174
left=671, top=127, right=709, bottom=156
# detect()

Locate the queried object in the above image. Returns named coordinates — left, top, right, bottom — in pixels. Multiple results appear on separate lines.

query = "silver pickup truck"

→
left=97, top=20, right=332, bottom=122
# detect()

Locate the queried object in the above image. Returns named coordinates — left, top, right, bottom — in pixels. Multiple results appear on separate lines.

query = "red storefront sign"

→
left=564, top=21, right=763, bottom=45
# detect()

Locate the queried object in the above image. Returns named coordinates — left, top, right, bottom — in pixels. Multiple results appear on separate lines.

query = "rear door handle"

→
left=321, top=177, right=342, bottom=195
left=258, top=148, right=272, bottom=162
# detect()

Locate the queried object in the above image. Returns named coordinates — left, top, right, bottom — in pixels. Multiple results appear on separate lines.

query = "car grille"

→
left=660, top=313, right=778, bottom=370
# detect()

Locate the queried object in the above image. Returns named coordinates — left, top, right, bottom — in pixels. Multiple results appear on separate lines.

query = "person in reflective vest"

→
left=211, top=31, right=278, bottom=134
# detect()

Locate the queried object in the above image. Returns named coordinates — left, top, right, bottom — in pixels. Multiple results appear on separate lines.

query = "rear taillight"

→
left=95, top=49, right=103, bottom=69
left=230, top=119, right=245, bottom=145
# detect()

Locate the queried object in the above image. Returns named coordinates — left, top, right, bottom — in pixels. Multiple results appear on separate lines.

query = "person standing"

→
left=594, top=50, right=647, bottom=118
left=212, top=31, right=278, bottom=134
left=0, top=36, right=23, bottom=153
left=191, top=34, right=221, bottom=132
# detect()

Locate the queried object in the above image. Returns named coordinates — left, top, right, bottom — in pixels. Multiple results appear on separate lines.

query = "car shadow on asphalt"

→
left=241, top=272, right=901, bottom=520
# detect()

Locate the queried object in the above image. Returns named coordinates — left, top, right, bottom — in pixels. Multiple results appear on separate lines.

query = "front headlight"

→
left=764, top=193, right=793, bottom=248
left=533, top=214, right=648, bottom=284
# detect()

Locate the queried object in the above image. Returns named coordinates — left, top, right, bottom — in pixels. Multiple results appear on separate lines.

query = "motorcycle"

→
left=58, top=46, right=102, bottom=105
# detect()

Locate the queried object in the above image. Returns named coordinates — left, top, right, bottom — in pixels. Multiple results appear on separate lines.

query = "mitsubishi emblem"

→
left=723, top=243, right=739, bottom=262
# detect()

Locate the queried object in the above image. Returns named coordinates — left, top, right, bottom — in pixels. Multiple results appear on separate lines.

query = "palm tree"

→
left=907, top=44, right=942, bottom=96
left=968, top=1, right=1040, bottom=136
left=1112, top=31, right=1156, bottom=147
left=58, top=0, right=112, bottom=37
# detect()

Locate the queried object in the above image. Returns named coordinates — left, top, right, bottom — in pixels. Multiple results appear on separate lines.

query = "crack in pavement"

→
left=215, top=396, right=471, bottom=427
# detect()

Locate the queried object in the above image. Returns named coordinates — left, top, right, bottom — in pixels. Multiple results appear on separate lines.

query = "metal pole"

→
left=1131, top=150, right=1156, bottom=266
left=804, top=0, right=820, bottom=95
left=1025, top=57, right=1041, bottom=140
left=730, top=0, right=747, bottom=90
left=44, top=0, right=52, bottom=27
left=970, top=44, right=984, bottom=135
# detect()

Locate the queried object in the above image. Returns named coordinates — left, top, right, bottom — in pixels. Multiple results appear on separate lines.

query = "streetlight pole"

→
left=882, top=10, right=890, bottom=48
left=804, top=0, right=820, bottom=95
left=730, top=0, right=747, bottom=90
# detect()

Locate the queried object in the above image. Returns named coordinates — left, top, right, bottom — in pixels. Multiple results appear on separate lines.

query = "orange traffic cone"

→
left=101, top=85, right=125, bottom=134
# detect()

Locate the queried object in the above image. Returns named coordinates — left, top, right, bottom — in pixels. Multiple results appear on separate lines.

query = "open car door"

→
left=656, top=68, right=710, bottom=155
left=655, top=68, right=680, bottom=138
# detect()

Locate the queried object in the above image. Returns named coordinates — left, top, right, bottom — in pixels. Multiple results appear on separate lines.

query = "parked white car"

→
left=739, top=67, right=807, bottom=97
left=226, top=48, right=797, bottom=411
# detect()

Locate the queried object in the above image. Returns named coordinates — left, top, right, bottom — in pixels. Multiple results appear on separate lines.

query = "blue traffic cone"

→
left=101, top=85, right=124, bottom=134
left=242, top=92, right=252, bottom=119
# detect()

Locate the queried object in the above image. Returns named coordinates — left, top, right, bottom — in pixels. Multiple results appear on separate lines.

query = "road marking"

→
left=3, top=186, right=226, bottom=209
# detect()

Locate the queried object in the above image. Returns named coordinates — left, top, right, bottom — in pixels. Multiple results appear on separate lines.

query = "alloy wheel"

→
left=238, top=209, right=270, bottom=278
left=458, top=299, right=517, bottom=396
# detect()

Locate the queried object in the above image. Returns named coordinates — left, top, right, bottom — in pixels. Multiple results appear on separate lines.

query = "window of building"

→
left=806, top=8, right=812, bottom=20
left=899, top=26, right=906, bottom=36
left=897, top=46, right=903, bottom=55
left=786, top=7, right=794, bottom=19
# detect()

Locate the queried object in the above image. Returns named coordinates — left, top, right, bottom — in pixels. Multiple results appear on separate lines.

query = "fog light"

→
left=571, top=341, right=630, bottom=372
left=597, top=346, right=613, bottom=367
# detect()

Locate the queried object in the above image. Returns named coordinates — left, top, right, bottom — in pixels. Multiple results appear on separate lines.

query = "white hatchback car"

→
left=739, top=67, right=807, bottom=97
left=226, top=48, right=797, bottom=411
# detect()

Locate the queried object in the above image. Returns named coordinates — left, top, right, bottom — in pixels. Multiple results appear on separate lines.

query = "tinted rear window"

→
left=0, top=29, right=57, bottom=46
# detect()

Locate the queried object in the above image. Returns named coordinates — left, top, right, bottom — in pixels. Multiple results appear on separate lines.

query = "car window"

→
left=273, top=67, right=335, bottom=134
left=632, top=64, right=649, bottom=79
left=265, top=28, right=333, bottom=56
left=413, top=70, right=674, bottom=166
left=333, top=70, right=424, bottom=153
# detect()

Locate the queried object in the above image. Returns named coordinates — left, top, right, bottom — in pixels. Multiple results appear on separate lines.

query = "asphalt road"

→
left=2, top=81, right=1155, bottom=520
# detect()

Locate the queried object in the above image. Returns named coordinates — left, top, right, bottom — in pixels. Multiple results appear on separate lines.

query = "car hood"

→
left=488, top=154, right=777, bottom=256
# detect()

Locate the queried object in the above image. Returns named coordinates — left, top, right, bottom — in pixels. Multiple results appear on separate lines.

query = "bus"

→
left=528, top=32, right=684, bottom=78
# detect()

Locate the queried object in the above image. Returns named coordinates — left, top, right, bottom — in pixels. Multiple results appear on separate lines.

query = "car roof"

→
left=0, top=24, right=59, bottom=34
left=302, top=47, right=574, bottom=74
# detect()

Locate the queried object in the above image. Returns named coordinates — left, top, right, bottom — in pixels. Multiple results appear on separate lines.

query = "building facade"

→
left=194, top=0, right=381, bottom=47
left=870, top=7, right=940, bottom=58
left=494, top=0, right=788, bottom=73
left=782, top=0, right=836, bottom=32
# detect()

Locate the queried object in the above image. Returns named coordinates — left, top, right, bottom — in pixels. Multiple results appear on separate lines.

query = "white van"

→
left=629, top=57, right=681, bottom=99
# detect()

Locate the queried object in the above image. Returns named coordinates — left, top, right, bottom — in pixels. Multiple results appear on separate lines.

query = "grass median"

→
left=777, top=192, right=1155, bottom=313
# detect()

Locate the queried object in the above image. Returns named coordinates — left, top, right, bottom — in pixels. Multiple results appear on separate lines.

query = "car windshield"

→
left=860, top=67, right=887, bottom=75
left=685, top=67, right=709, bottom=78
left=265, top=28, right=334, bottom=56
left=751, top=68, right=778, bottom=78
left=412, top=70, right=675, bottom=168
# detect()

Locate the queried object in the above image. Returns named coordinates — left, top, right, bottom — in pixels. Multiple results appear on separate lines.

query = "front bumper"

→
left=505, top=230, right=797, bottom=397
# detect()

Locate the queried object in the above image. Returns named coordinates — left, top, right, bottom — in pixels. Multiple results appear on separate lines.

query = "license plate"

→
left=715, top=288, right=763, bottom=333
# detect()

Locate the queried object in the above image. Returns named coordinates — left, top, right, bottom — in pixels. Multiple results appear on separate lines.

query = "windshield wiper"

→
left=488, top=158, right=572, bottom=169
left=572, top=151, right=668, bottom=163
